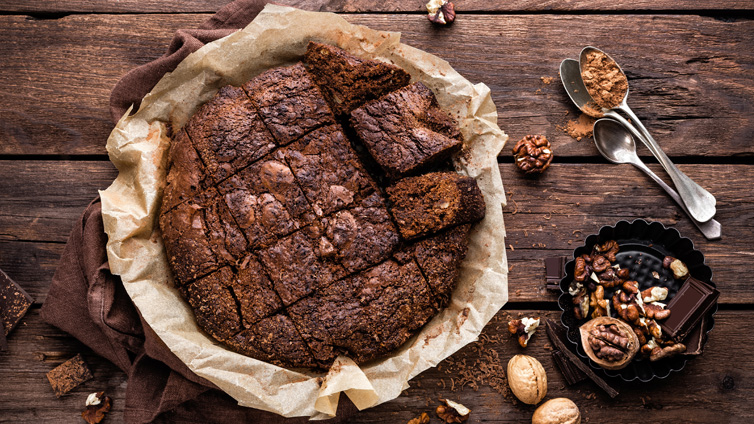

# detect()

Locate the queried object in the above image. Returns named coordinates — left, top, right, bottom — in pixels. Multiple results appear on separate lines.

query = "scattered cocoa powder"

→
left=581, top=50, right=628, bottom=109
left=564, top=113, right=596, bottom=141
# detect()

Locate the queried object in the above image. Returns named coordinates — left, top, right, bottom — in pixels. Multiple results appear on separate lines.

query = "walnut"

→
left=579, top=317, right=639, bottom=370
left=664, top=256, right=689, bottom=280
left=82, top=392, right=112, bottom=424
left=572, top=288, right=590, bottom=320
left=532, top=398, right=581, bottom=424
left=644, top=302, right=671, bottom=321
left=426, top=0, right=456, bottom=25
left=613, top=290, right=641, bottom=324
left=591, top=255, right=610, bottom=273
left=507, top=355, right=548, bottom=404
left=589, top=286, right=609, bottom=318
left=574, top=256, right=591, bottom=282
left=436, top=399, right=470, bottom=423
left=508, top=317, right=540, bottom=348
left=407, top=412, right=431, bottom=424
left=649, top=342, right=686, bottom=361
left=513, top=135, right=553, bottom=174
left=595, top=240, right=619, bottom=262
left=641, top=286, right=669, bottom=303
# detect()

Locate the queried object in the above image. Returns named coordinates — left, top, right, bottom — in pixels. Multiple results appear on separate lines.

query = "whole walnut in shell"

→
left=532, top=398, right=581, bottom=424
left=507, top=354, right=547, bottom=405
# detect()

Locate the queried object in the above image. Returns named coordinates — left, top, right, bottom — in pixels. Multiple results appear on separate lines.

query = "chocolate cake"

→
left=349, top=82, right=464, bottom=178
left=159, top=44, right=486, bottom=369
left=304, top=41, right=411, bottom=116
left=386, top=172, right=485, bottom=240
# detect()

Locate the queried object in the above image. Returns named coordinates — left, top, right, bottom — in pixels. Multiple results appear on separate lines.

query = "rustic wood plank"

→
left=1, top=14, right=753, bottom=157
left=0, top=161, right=117, bottom=243
left=1, top=161, right=751, bottom=305
left=1, top=308, right=751, bottom=422
left=1, top=0, right=752, bottom=14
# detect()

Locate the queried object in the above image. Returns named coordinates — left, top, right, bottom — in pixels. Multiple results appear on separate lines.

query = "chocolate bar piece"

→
left=46, top=354, right=94, bottom=397
left=0, top=321, right=7, bottom=351
left=544, top=318, right=619, bottom=398
left=681, top=315, right=708, bottom=356
left=545, top=256, right=567, bottom=291
left=552, top=350, right=587, bottom=385
left=1, top=268, right=34, bottom=336
left=660, top=277, right=719, bottom=342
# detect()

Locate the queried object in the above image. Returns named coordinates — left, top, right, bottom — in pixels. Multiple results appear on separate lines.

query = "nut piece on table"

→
left=507, top=354, right=548, bottom=405
left=436, top=399, right=470, bottom=423
left=508, top=317, right=541, bottom=348
left=663, top=256, right=689, bottom=280
left=426, top=0, right=456, bottom=25
left=532, top=397, right=581, bottom=424
left=82, top=391, right=112, bottom=424
left=579, top=317, right=639, bottom=370
left=407, top=412, right=431, bottom=424
left=513, top=135, right=553, bottom=175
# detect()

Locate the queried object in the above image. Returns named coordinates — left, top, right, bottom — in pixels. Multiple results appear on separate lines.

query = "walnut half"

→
left=579, top=317, right=639, bottom=370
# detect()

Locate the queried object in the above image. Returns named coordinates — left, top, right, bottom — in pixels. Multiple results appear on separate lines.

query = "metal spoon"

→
left=593, top=118, right=721, bottom=240
left=576, top=48, right=716, bottom=223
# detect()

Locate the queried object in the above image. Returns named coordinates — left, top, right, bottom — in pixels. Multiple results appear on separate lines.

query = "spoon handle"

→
left=615, top=105, right=717, bottom=223
left=630, top=154, right=722, bottom=240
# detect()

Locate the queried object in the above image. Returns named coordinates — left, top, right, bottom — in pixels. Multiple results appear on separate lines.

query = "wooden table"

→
left=1, top=0, right=753, bottom=422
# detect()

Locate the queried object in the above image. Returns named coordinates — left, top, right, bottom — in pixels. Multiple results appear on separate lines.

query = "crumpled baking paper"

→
left=101, top=4, right=508, bottom=419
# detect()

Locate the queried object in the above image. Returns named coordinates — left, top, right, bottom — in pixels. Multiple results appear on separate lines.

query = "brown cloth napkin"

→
left=42, top=1, right=357, bottom=422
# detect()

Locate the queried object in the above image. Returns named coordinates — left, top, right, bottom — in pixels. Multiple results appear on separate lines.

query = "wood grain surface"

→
left=2, top=0, right=753, bottom=14
left=1, top=1, right=752, bottom=423
left=1, top=14, right=753, bottom=157
left=2, top=308, right=751, bottom=422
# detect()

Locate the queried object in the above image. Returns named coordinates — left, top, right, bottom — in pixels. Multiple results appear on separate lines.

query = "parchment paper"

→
left=100, top=4, right=509, bottom=419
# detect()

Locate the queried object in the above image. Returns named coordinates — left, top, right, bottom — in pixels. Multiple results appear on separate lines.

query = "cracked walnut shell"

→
left=579, top=317, right=639, bottom=370
left=507, top=354, right=548, bottom=405
left=513, top=135, right=553, bottom=174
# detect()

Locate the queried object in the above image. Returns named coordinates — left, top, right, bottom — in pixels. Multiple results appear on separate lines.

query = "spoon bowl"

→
left=562, top=53, right=717, bottom=223
left=593, top=118, right=721, bottom=240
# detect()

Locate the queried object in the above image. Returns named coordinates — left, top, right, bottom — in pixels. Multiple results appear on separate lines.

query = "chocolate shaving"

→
left=551, top=350, right=587, bottom=385
left=545, top=256, right=567, bottom=291
left=544, top=318, right=619, bottom=398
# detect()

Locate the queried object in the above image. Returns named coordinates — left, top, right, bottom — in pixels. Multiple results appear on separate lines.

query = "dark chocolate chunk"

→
left=544, top=318, right=619, bottom=398
left=552, top=349, right=588, bottom=386
left=1, top=268, right=34, bottom=336
left=0, top=321, right=8, bottom=351
left=681, top=314, right=708, bottom=356
left=46, top=354, right=94, bottom=397
left=545, top=256, right=567, bottom=290
left=659, top=277, right=719, bottom=342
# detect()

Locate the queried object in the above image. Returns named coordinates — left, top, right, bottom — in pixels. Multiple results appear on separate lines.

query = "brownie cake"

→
left=160, top=42, right=486, bottom=369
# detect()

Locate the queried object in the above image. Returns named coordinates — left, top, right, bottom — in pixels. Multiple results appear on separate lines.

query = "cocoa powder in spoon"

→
left=581, top=50, right=628, bottom=109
